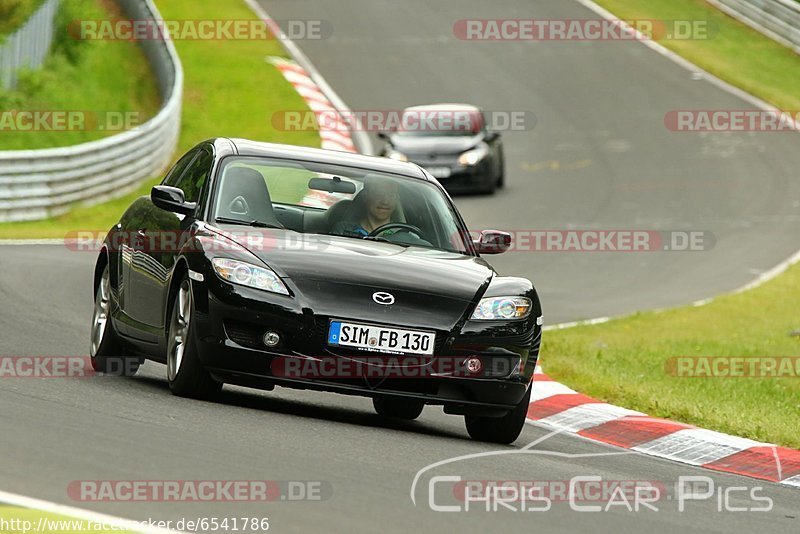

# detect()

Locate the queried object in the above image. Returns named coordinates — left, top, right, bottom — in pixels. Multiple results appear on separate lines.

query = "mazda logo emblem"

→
left=372, top=292, right=395, bottom=305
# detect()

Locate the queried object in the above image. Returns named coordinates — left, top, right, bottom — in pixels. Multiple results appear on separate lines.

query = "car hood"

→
left=388, top=133, right=483, bottom=156
left=216, top=228, right=494, bottom=331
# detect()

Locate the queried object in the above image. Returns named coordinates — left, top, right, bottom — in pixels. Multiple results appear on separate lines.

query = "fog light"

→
left=263, top=331, right=281, bottom=348
left=464, top=357, right=483, bottom=374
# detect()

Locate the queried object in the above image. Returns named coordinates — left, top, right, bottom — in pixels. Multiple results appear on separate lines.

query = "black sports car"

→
left=90, top=138, right=540, bottom=444
left=378, top=103, right=505, bottom=194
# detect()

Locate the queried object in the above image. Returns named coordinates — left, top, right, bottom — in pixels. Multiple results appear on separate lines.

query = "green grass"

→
left=0, top=0, right=318, bottom=237
left=0, top=0, right=160, bottom=149
left=543, top=261, right=800, bottom=449
left=596, top=0, right=800, bottom=111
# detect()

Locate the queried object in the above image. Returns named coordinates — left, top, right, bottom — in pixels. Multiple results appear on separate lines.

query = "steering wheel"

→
left=368, top=222, right=424, bottom=238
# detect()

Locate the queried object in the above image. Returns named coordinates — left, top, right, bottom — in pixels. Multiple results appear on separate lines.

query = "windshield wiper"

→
left=214, top=217, right=282, bottom=229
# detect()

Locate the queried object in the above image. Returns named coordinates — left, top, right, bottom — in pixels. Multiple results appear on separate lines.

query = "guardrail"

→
left=707, top=0, right=800, bottom=53
left=0, top=0, right=183, bottom=223
left=0, top=0, right=60, bottom=89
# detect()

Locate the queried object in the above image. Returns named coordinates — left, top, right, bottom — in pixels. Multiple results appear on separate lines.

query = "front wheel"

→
left=90, top=265, right=140, bottom=376
left=465, top=386, right=531, bottom=444
left=373, top=397, right=424, bottom=420
left=167, top=277, right=222, bottom=399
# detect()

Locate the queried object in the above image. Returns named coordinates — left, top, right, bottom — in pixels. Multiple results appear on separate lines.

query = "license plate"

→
left=426, top=166, right=451, bottom=179
left=328, top=321, right=435, bottom=355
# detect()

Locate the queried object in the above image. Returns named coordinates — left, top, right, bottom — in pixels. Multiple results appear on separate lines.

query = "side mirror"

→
left=474, top=230, right=511, bottom=254
left=151, top=185, right=196, bottom=216
left=377, top=132, right=390, bottom=141
left=484, top=131, right=500, bottom=142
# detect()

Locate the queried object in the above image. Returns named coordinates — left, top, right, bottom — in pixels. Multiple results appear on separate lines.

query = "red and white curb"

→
left=528, top=367, right=800, bottom=488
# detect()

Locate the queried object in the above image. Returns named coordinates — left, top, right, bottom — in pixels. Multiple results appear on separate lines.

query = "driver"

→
left=331, top=177, right=400, bottom=238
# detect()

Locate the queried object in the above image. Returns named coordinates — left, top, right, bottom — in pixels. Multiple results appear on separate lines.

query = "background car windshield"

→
left=396, top=108, right=483, bottom=137
left=213, top=156, right=470, bottom=254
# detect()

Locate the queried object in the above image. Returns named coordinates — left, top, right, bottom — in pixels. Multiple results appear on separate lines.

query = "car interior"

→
left=213, top=165, right=458, bottom=251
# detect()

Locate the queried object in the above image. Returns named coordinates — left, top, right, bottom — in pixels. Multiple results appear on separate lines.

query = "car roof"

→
left=219, top=138, right=430, bottom=180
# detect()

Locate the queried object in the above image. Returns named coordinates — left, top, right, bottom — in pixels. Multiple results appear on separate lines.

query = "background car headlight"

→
left=471, top=296, right=532, bottom=320
left=457, top=144, right=489, bottom=166
left=386, top=149, right=408, bottom=162
left=212, top=258, right=289, bottom=295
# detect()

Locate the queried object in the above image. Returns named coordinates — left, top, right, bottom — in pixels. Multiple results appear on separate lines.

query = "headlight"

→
left=471, top=296, right=532, bottom=320
left=211, top=258, right=289, bottom=295
left=386, top=149, right=408, bottom=162
left=457, top=145, right=489, bottom=166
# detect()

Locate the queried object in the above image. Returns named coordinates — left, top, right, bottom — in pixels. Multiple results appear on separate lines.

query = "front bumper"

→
left=412, top=159, right=494, bottom=192
left=191, top=278, right=539, bottom=413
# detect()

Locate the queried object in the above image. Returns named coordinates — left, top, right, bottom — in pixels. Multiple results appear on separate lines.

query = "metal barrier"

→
left=0, top=0, right=60, bottom=89
left=0, top=0, right=183, bottom=223
left=707, top=0, right=800, bottom=52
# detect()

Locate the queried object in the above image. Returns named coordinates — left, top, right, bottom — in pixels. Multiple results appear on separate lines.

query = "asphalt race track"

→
left=1, top=248, right=799, bottom=532
left=1, top=0, right=799, bottom=532
left=262, top=0, right=800, bottom=324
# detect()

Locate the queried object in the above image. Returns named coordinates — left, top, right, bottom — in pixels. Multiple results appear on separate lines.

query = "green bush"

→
left=0, top=0, right=160, bottom=150
left=0, top=0, right=46, bottom=36
left=52, top=0, right=97, bottom=64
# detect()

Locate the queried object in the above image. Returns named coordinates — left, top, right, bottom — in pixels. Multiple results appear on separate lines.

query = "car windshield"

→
left=395, top=108, right=484, bottom=137
left=212, top=156, right=470, bottom=254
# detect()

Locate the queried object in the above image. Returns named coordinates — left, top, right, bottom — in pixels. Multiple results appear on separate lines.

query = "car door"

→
left=131, top=145, right=215, bottom=332
left=124, top=148, right=201, bottom=338
left=115, top=195, right=156, bottom=333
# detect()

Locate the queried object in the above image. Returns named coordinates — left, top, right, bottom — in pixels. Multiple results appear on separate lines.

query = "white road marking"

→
left=535, top=402, right=645, bottom=432
left=632, top=428, right=766, bottom=466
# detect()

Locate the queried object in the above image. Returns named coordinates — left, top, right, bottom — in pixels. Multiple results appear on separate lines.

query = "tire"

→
left=373, top=397, right=424, bottom=420
left=496, top=160, right=505, bottom=189
left=166, top=276, right=222, bottom=399
left=90, top=265, right=140, bottom=376
left=465, top=386, right=531, bottom=444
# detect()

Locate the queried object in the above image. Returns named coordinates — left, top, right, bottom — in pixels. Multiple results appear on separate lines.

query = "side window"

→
left=169, top=148, right=213, bottom=204
left=163, top=149, right=198, bottom=187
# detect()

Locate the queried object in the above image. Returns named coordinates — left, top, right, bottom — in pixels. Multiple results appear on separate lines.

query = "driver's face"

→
left=365, top=182, right=399, bottom=221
